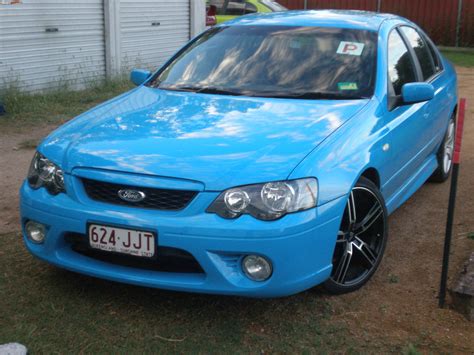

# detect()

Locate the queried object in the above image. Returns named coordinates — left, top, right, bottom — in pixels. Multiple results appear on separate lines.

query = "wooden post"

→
left=455, top=0, right=463, bottom=47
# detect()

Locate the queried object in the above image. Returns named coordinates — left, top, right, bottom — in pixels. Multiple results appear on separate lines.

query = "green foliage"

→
left=441, top=50, right=474, bottom=67
left=0, top=78, right=133, bottom=127
left=404, top=343, right=422, bottom=355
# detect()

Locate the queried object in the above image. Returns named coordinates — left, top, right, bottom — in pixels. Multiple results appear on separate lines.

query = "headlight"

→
left=27, top=152, right=66, bottom=195
left=207, top=178, right=317, bottom=221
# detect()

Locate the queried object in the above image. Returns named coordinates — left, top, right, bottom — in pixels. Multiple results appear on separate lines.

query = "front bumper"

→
left=19, top=178, right=345, bottom=298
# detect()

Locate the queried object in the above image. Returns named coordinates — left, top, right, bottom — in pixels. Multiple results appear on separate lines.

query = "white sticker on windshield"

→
left=337, top=41, right=365, bottom=56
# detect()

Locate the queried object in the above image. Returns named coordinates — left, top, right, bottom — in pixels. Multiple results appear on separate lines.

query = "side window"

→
left=425, top=37, right=442, bottom=73
left=209, top=0, right=226, bottom=15
left=388, top=30, right=417, bottom=96
left=244, top=2, right=257, bottom=14
left=224, top=0, right=246, bottom=15
left=401, top=26, right=436, bottom=80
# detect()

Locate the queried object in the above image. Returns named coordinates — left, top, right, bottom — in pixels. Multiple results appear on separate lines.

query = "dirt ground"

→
left=0, top=68, right=473, bottom=353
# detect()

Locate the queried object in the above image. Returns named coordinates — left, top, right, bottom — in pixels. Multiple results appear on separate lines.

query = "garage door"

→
left=120, top=0, right=190, bottom=71
left=0, top=0, right=106, bottom=92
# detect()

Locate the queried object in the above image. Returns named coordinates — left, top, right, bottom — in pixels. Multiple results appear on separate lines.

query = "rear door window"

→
left=211, top=0, right=256, bottom=16
left=209, top=0, right=226, bottom=14
left=425, top=36, right=442, bottom=73
left=244, top=2, right=257, bottom=14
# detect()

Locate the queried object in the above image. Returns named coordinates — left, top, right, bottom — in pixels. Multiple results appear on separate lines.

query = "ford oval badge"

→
left=118, top=189, right=146, bottom=203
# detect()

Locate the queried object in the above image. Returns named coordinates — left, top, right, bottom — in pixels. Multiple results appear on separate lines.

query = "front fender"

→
left=288, top=99, right=389, bottom=205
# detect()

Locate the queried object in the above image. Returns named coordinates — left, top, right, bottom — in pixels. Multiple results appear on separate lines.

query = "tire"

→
left=430, top=117, right=455, bottom=183
left=324, top=177, right=388, bottom=294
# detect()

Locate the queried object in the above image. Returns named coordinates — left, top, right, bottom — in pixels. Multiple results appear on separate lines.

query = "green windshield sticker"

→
left=338, top=82, right=358, bottom=90
left=290, top=37, right=312, bottom=49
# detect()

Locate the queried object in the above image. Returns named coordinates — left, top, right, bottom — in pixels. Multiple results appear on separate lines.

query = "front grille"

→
left=82, top=178, right=198, bottom=210
left=65, top=233, right=204, bottom=274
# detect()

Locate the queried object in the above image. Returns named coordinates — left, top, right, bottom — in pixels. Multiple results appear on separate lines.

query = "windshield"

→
left=149, top=26, right=377, bottom=99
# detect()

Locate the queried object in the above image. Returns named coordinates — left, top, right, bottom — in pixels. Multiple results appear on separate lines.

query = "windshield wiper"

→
left=161, top=85, right=244, bottom=96
left=195, top=87, right=244, bottom=96
left=160, top=86, right=368, bottom=100
left=257, top=92, right=369, bottom=100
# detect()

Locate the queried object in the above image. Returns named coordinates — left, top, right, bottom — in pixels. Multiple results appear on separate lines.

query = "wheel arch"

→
left=359, top=167, right=381, bottom=189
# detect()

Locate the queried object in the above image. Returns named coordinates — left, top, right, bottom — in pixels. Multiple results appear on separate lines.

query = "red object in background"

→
left=206, top=5, right=217, bottom=26
left=453, top=98, right=467, bottom=164
left=277, top=0, right=376, bottom=10
left=381, top=0, right=459, bottom=49
left=0, top=0, right=22, bottom=4
left=276, top=0, right=474, bottom=46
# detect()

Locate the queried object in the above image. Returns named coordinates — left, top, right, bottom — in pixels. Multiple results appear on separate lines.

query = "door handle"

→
left=423, top=104, right=431, bottom=119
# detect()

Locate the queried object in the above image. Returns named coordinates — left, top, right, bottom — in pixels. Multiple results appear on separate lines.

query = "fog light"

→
left=242, top=255, right=272, bottom=282
left=25, top=221, right=46, bottom=243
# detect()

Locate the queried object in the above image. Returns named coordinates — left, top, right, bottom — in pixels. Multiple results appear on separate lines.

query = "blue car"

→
left=20, top=10, right=457, bottom=297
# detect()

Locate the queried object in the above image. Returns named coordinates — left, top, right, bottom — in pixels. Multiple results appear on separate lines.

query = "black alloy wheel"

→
left=324, top=177, right=388, bottom=294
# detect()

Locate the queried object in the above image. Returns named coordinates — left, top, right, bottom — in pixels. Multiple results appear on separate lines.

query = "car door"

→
left=382, top=28, right=434, bottom=200
left=399, top=26, right=450, bottom=151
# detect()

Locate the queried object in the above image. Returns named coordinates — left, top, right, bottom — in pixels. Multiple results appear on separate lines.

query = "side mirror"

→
left=401, top=82, right=435, bottom=104
left=130, top=69, right=152, bottom=86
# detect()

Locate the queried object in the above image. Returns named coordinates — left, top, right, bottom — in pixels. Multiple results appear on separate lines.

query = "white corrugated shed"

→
left=0, top=0, right=106, bottom=92
left=119, top=0, right=190, bottom=71
left=0, top=0, right=203, bottom=92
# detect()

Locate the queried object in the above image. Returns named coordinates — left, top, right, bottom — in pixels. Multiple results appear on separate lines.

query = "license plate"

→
left=88, top=224, right=155, bottom=258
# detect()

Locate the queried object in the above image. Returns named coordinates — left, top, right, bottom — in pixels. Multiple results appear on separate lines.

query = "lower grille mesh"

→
left=65, top=233, right=204, bottom=274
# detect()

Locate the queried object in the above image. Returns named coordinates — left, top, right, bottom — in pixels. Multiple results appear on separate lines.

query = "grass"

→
left=441, top=50, right=474, bottom=67
left=404, top=343, right=422, bottom=355
left=0, top=232, right=358, bottom=353
left=0, top=78, right=134, bottom=128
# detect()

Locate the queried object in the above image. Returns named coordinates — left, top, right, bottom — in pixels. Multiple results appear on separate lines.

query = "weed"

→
left=17, top=139, right=38, bottom=150
left=404, top=343, right=422, bottom=355
left=388, top=274, right=399, bottom=284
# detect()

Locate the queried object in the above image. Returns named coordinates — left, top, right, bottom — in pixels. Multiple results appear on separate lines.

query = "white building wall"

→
left=0, top=0, right=106, bottom=92
left=119, top=0, right=191, bottom=72
left=0, top=0, right=205, bottom=92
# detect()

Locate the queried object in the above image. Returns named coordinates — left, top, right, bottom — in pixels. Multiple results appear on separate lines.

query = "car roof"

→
left=220, top=10, right=405, bottom=31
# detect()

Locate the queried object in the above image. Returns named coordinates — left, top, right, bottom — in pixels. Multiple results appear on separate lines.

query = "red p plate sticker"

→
left=337, top=41, right=365, bottom=56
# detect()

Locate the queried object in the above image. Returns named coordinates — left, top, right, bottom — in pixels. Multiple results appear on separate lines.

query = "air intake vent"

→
left=82, top=178, right=198, bottom=210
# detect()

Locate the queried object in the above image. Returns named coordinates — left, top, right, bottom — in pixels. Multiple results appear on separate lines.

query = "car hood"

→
left=41, top=86, right=368, bottom=190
